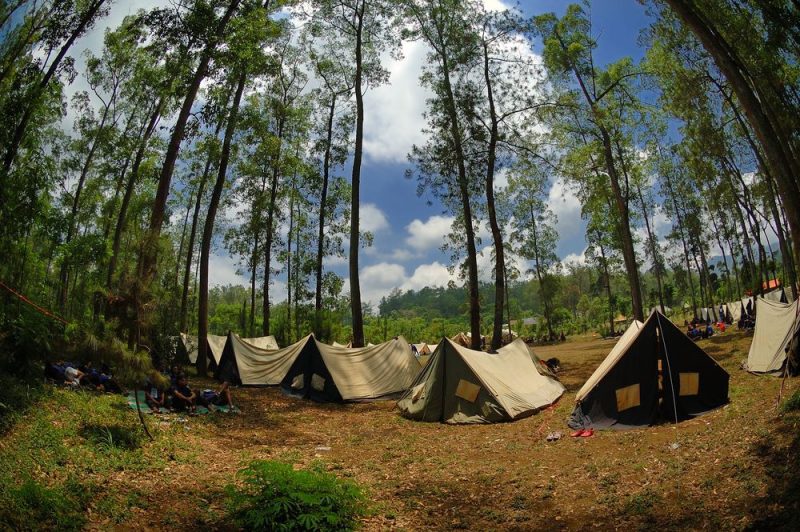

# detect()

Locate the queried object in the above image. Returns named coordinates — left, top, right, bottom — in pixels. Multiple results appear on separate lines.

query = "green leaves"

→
left=226, top=460, right=367, bottom=531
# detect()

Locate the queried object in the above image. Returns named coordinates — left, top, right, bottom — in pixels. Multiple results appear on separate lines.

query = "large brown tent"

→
left=570, top=310, right=729, bottom=430
left=398, top=338, right=565, bottom=424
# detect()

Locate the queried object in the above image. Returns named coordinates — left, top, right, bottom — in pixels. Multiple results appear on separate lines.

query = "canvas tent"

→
left=762, top=288, right=788, bottom=304
left=397, top=338, right=566, bottom=424
left=240, top=335, right=279, bottom=350
left=179, top=333, right=227, bottom=368
left=571, top=310, right=729, bottom=430
left=281, top=335, right=419, bottom=401
left=746, top=298, right=800, bottom=375
left=413, top=343, right=432, bottom=356
left=214, top=333, right=302, bottom=385
left=726, top=301, right=744, bottom=322
left=451, top=332, right=470, bottom=347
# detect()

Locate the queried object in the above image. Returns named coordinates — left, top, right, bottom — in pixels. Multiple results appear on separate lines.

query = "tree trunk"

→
left=178, top=109, right=229, bottom=333
left=482, top=39, right=505, bottom=351
left=315, top=95, right=336, bottom=333
left=107, top=98, right=164, bottom=291
left=262, top=117, right=286, bottom=337
left=349, top=1, right=366, bottom=348
left=286, top=178, right=295, bottom=345
left=140, top=0, right=241, bottom=285
left=197, top=73, right=246, bottom=376
left=532, top=206, right=554, bottom=340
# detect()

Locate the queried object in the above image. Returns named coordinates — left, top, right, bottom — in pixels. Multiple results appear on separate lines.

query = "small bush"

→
left=226, top=460, right=366, bottom=531
left=781, top=389, right=800, bottom=413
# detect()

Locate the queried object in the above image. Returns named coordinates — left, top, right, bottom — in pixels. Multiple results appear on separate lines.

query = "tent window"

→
left=679, top=372, right=699, bottom=396
left=311, top=374, right=326, bottom=392
left=291, top=374, right=304, bottom=390
left=615, top=383, right=641, bottom=412
left=455, top=379, right=481, bottom=403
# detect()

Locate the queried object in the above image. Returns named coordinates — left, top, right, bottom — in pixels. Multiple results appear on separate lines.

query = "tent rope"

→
left=0, top=279, right=69, bottom=325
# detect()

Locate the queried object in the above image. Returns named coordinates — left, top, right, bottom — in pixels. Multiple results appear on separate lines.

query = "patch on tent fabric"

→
left=615, top=383, right=641, bottom=412
left=311, top=374, right=325, bottom=392
left=455, top=379, right=481, bottom=403
left=411, top=383, right=426, bottom=403
left=679, top=372, right=699, bottom=396
left=291, top=374, right=304, bottom=390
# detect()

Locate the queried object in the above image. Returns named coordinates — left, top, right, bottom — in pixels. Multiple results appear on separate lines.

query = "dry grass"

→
left=9, top=329, right=800, bottom=530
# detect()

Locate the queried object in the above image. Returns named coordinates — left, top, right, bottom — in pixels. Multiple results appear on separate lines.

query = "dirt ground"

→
left=95, top=330, right=800, bottom=530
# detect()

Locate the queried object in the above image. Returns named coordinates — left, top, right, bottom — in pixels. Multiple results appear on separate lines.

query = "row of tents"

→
left=173, top=301, right=797, bottom=427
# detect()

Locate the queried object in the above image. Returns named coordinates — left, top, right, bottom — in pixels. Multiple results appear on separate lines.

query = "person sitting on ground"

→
left=717, top=321, right=726, bottom=333
left=702, top=323, right=714, bottom=339
left=144, top=378, right=167, bottom=413
left=197, top=381, right=235, bottom=410
left=171, top=374, right=198, bottom=413
left=559, top=332, right=566, bottom=342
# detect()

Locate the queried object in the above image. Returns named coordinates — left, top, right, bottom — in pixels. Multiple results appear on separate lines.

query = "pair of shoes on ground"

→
left=546, top=431, right=562, bottom=442
left=570, top=428, right=594, bottom=438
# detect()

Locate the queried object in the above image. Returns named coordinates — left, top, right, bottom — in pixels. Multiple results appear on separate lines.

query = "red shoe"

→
left=580, top=429, right=594, bottom=437
left=570, top=429, right=584, bottom=437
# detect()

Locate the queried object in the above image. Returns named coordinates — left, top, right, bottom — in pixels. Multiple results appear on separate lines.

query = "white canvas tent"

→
left=398, top=338, right=565, bottom=424
left=281, top=335, right=420, bottom=401
left=216, top=333, right=301, bottom=385
left=240, top=335, right=279, bottom=350
left=180, top=333, right=227, bottom=367
left=725, top=301, right=744, bottom=322
left=746, top=298, right=800, bottom=375
left=762, top=288, right=788, bottom=303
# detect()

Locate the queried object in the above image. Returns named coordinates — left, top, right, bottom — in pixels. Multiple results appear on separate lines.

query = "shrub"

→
left=225, top=460, right=366, bottom=531
left=781, top=389, right=800, bottom=413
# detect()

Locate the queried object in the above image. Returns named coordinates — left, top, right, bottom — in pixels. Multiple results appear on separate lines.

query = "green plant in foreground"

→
left=225, top=460, right=367, bottom=531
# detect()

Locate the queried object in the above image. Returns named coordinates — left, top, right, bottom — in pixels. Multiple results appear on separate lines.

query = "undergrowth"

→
left=0, top=384, right=191, bottom=529
left=226, top=460, right=367, bottom=531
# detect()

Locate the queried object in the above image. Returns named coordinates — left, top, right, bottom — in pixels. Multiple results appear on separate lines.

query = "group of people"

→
left=44, top=360, right=124, bottom=393
left=143, top=365, right=234, bottom=414
left=686, top=320, right=717, bottom=340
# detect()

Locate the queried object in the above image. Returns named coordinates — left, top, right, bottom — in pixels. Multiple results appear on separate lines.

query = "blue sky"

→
left=65, top=0, right=659, bottom=306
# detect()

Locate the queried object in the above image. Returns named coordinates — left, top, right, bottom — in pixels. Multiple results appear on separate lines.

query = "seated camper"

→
left=64, top=365, right=85, bottom=386
left=170, top=374, right=198, bottom=412
left=144, top=379, right=168, bottom=413
left=702, top=324, right=714, bottom=339
left=197, top=382, right=234, bottom=409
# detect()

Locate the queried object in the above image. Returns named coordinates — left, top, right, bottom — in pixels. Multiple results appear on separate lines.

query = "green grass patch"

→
left=0, top=384, right=194, bottom=527
left=225, top=460, right=367, bottom=531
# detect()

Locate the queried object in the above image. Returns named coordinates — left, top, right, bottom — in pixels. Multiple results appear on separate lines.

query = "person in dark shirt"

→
left=171, top=374, right=197, bottom=413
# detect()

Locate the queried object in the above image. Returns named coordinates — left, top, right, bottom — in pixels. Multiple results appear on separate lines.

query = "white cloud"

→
left=561, top=249, right=588, bottom=267
left=548, top=177, right=583, bottom=241
left=406, top=215, right=454, bottom=252
left=209, top=253, right=248, bottom=288
left=363, top=40, right=430, bottom=163
left=360, top=203, right=389, bottom=233
left=402, top=262, right=454, bottom=291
